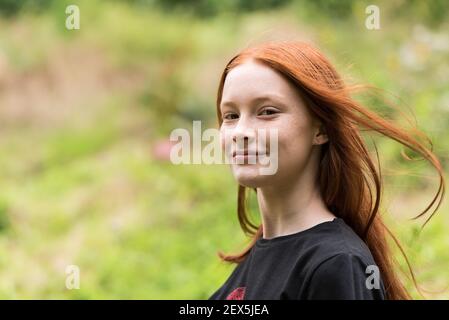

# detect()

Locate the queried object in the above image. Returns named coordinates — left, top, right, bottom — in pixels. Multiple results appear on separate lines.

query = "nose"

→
left=232, top=117, right=256, bottom=146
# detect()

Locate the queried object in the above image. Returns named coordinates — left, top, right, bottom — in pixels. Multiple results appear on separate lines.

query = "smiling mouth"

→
left=232, top=150, right=268, bottom=158
left=232, top=150, right=267, bottom=159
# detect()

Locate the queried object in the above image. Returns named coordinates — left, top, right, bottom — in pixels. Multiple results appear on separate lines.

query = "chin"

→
left=232, top=165, right=273, bottom=188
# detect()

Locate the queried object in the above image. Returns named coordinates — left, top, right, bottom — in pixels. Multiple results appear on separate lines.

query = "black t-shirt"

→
left=208, top=217, right=386, bottom=300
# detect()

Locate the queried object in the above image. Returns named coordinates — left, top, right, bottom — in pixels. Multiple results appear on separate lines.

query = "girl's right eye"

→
left=223, top=113, right=239, bottom=120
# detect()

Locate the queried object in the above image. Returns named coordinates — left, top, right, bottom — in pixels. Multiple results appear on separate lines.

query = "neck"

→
left=256, top=160, right=335, bottom=240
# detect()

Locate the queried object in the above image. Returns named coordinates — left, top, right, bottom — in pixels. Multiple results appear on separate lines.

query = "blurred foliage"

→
left=0, top=0, right=447, bottom=299
left=1, top=0, right=449, bottom=26
left=0, top=0, right=55, bottom=16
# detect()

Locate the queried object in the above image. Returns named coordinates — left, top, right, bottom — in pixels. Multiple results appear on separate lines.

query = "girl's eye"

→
left=223, top=113, right=239, bottom=120
left=259, top=108, right=278, bottom=116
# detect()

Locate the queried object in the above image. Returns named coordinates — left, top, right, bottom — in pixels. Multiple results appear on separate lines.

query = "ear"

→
left=313, top=124, right=329, bottom=145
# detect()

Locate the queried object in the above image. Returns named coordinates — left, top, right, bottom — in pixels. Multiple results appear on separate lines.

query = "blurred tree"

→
left=0, top=0, right=54, bottom=16
left=396, top=0, right=449, bottom=27
left=121, top=0, right=292, bottom=17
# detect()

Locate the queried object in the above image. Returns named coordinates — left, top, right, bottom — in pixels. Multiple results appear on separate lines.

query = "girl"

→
left=208, top=41, right=445, bottom=300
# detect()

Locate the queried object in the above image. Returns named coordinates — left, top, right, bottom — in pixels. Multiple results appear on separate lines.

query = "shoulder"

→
left=303, top=218, right=378, bottom=266
left=305, top=251, right=385, bottom=299
left=301, top=219, right=386, bottom=299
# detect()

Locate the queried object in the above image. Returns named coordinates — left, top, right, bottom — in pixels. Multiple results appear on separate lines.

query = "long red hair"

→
left=214, top=41, right=446, bottom=300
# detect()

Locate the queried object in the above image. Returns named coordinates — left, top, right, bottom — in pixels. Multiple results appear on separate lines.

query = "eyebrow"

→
left=220, top=94, right=284, bottom=110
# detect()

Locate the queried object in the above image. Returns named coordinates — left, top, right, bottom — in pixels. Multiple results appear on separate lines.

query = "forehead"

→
left=222, top=60, right=297, bottom=102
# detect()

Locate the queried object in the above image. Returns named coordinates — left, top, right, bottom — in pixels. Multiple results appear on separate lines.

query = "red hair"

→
left=215, top=41, right=446, bottom=300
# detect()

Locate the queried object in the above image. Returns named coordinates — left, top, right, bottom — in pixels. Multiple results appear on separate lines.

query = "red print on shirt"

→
left=226, top=287, right=246, bottom=300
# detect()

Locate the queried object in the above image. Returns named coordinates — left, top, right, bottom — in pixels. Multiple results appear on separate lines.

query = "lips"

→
left=232, top=150, right=267, bottom=157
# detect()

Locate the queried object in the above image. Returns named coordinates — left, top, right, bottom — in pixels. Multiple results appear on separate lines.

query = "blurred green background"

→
left=0, top=0, right=448, bottom=299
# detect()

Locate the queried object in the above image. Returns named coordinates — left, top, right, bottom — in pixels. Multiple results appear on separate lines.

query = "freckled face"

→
left=219, top=60, right=325, bottom=188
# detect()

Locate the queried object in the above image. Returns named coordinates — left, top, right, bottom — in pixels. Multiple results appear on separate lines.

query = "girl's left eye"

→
left=259, top=108, right=278, bottom=116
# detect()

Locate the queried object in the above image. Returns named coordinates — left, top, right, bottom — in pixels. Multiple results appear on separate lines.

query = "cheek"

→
left=220, top=127, right=232, bottom=157
left=219, top=126, right=227, bottom=148
left=277, top=121, right=314, bottom=168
